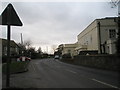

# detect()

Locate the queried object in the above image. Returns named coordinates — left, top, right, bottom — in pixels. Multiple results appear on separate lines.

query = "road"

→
left=6, top=58, right=120, bottom=88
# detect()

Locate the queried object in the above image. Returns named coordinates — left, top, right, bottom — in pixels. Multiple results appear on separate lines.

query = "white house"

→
left=58, top=43, right=77, bottom=58
left=76, top=17, right=118, bottom=54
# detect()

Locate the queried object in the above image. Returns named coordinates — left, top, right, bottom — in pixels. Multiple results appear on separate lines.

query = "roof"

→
left=0, top=38, right=19, bottom=47
left=77, top=17, right=118, bottom=37
left=60, top=43, right=77, bottom=48
left=96, top=17, right=118, bottom=20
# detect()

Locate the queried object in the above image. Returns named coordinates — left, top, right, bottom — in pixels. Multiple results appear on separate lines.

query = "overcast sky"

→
left=0, top=1, right=117, bottom=54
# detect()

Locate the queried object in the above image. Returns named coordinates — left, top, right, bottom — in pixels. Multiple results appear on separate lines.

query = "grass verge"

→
left=2, top=61, right=29, bottom=74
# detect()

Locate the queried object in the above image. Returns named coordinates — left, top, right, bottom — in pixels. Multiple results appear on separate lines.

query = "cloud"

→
left=1, top=2, right=117, bottom=53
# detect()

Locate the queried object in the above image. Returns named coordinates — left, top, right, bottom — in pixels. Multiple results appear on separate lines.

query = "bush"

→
left=2, top=61, right=29, bottom=74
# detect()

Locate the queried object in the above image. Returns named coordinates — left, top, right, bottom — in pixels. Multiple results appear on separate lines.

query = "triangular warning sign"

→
left=0, top=3, right=23, bottom=26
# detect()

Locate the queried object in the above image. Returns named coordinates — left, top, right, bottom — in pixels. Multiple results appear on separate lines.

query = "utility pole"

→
left=21, top=33, right=23, bottom=45
left=20, top=33, right=24, bottom=56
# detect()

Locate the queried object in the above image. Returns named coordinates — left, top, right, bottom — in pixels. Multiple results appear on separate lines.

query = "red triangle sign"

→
left=0, top=3, right=23, bottom=26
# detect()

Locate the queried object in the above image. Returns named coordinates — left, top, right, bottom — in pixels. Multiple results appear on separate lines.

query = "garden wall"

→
left=73, top=55, right=120, bottom=71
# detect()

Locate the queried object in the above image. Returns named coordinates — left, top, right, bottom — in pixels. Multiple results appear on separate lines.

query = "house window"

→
left=86, top=41, right=88, bottom=45
left=15, top=46, right=18, bottom=52
left=68, top=50, right=71, bottom=54
left=4, top=47, right=7, bottom=55
left=90, top=35, right=92, bottom=43
left=109, top=29, right=116, bottom=39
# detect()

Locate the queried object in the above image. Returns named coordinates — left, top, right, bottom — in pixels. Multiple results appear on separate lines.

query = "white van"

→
left=54, top=55, right=59, bottom=59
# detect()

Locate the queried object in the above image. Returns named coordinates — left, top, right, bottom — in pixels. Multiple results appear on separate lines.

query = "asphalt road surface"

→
left=5, top=58, right=120, bottom=88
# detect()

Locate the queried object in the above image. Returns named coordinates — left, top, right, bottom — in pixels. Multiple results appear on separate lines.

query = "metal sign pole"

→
left=0, top=3, right=23, bottom=87
left=6, top=25, right=11, bottom=87
left=6, top=4, right=11, bottom=87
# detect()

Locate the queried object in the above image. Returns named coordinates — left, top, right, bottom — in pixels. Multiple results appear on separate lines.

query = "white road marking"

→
left=31, top=64, right=36, bottom=72
left=92, top=78, right=120, bottom=89
left=66, top=69, right=77, bottom=74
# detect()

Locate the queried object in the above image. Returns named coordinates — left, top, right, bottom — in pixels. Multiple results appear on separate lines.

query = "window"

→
left=109, top=29, right=116, bottom=39
left=67, top=50, right=71, bottom=54
left=90, top=35, right=92, bottom=43
left=16, top=47, right=18, bottom=52
left=4, top=47, right=7, bottom=55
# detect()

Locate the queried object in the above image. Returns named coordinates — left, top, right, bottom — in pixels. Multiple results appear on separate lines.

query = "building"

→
left=76, top=17, right=118, bottom=55
left=0, top=38, right=20, bottom=57
left=58, top=43, right=77, bottom=58
left=58, top=17, right=118, bottom=57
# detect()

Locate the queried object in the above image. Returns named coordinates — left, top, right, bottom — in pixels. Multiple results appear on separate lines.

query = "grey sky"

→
left=0, top=1, right=117, bottom=54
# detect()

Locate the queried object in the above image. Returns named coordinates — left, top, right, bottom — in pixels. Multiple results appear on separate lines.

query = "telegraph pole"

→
left=21, top=33, right=23, bottom=45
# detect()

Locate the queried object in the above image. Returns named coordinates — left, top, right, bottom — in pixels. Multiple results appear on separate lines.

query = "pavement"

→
left=2, top=58, right=120, bottom=89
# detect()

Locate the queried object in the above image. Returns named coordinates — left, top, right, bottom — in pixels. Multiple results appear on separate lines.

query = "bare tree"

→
left=24, top=39, right=32, bottom=49
left=37, top=47, right=42, bottom=54
left=51, top=45, right=57, bottom=53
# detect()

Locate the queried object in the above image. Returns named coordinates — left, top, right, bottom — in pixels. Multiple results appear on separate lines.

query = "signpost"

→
left=0, top=3, right=23, bottom=87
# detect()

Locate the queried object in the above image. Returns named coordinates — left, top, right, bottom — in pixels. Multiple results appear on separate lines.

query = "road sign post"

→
left=0, top=3, right=23, bottom=88
left=6, top=25, right=10, bottom=87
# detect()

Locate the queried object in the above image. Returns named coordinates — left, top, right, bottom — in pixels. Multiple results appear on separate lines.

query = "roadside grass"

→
left=2, top=61, right=29, bottom=74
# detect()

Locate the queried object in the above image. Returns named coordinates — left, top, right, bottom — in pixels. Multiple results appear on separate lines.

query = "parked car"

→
left=54, top=55, right=59, bottom=59
left=17, top=56, right=31, bottom=61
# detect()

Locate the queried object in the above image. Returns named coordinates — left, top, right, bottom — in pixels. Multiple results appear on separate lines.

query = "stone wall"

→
left=73, top=55, right=120, bottom=71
